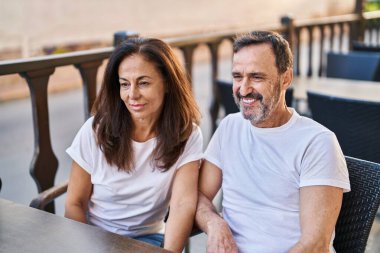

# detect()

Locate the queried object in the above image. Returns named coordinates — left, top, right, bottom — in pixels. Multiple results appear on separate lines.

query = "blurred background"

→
left=0, top=0, right=358, bottom=101
left=1, top=0, right=356, bottom=60
left=1, top=1, right=380, bottom=252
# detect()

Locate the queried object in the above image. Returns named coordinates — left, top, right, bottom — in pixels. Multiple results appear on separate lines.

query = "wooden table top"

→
left=291, top=77, right=380, bottom=102
left=0, top=198, right=172, bottom=253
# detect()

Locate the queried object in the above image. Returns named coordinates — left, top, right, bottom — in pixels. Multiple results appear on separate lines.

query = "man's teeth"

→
left=242, top=98, right=255, bottom=103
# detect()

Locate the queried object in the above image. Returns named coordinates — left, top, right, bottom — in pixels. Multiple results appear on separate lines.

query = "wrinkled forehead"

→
left=232, top=44, right=277, bottom=72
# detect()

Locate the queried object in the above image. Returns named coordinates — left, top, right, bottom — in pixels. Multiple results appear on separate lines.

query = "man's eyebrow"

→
left=248, top=72, right=267, bottom=77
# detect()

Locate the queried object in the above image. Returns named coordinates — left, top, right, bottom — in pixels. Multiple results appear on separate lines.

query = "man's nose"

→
left=239, top=78, right=252, bottom=97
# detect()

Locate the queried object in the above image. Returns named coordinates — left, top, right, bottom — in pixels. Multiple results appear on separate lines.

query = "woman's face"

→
left=118, top=54, right=166, bottom=125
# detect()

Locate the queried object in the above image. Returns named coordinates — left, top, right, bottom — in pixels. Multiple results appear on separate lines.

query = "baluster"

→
left=307, top=26, right=313, bottom=77
left=296, top=29, right=301, bottom=76
left=369, top=27, right=374, bottom=44
left=330, top=24, right=335, bottom=52
left=20, top=68, right=58, bottom=213
left=349, top=22, right=356, bottom=50
left=207, top=41, right=221, bottom=133
left=75, top=60, right=103, bottom=120
left=180, top=45, right=196, bottom=82
left=318, top=25, right=325, bottom=77
left=339, top=23, right=345, bottom=52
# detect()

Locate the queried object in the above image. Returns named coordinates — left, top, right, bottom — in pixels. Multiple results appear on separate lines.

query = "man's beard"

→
left=233, top=81, right=281, bottom=125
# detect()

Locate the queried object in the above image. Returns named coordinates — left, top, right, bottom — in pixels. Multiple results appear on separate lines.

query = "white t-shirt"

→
left=66, top=117, right=203, bottom=236
left=204, top=109, right=350, bottom=253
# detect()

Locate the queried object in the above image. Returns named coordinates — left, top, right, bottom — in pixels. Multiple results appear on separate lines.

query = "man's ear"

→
left=281, top=68, right=293, bottom=90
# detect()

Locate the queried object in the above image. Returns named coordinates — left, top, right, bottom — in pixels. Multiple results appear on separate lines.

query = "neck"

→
left=132, top=119, right=157, bottom=142
left=253, top=103, right=293, bottom=128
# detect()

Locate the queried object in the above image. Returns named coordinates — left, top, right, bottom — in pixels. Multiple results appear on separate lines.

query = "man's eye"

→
left=233, top=76, right=242, bottom=81
left=252, top=76, right=264, bottom=81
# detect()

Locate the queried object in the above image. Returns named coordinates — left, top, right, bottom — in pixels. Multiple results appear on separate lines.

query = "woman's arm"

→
left=163, top=160, right=200, bottom=253
left=64, top=161, right=92, bottom=223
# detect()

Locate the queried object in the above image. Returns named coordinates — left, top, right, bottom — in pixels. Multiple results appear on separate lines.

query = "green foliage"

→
left=365, top=1, right=380, bottom=11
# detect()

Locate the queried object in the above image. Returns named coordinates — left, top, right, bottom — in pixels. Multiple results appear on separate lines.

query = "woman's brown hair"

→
left=92, top=37, right=201, bottom=172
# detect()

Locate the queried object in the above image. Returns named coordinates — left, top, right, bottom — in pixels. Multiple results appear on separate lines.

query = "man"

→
left=195, top=31, right=350, bottom=253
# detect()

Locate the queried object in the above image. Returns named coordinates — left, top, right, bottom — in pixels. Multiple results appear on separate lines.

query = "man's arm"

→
left=195, top=160, right=238, bottom=253
left=288, top=185, right=343, bottom=253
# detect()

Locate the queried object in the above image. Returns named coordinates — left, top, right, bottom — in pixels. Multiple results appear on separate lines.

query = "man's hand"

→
left=196, top=160, right=238, bottom=253
left=206, top=219, right=238, bottom=253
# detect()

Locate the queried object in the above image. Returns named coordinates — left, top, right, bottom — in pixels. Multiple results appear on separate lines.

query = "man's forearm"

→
left=195, top=191, right=223, bottom=233
left=195, top=191, right=238, bottom=253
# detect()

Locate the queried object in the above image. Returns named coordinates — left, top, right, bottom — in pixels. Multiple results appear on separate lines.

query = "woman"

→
left=64, top=37, right=202, bottom=253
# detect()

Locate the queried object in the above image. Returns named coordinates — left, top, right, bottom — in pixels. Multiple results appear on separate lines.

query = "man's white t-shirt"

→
left=204, top=109, right=350, bottom=253
left=66, top=117, right=203, bottom=237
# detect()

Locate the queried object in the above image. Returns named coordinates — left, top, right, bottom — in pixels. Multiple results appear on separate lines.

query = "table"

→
left=290, top=77, right=380, bottom=113
left=0, top=198, right=171, bottom=253
left=292, top=77, right=380, bottom=102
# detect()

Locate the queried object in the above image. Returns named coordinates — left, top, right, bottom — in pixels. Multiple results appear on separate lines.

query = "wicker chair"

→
left=216, top=80, right=294, bottom=116
left=334, top=156, right=380, bottom=253
left=307, top=91, right=380, bottom=163
left=326, top=52, right=380, bottom=81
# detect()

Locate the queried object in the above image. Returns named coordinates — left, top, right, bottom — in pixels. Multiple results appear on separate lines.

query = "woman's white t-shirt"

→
left=66, top=117, right=203, bottom=236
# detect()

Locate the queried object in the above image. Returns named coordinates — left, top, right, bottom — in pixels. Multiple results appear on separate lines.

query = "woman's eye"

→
left=139, top=82, right=149, bottom=87
left=120, top=82, right=130, bottom=88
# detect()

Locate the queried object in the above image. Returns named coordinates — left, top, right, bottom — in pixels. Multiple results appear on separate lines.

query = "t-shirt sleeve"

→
left=300, top=131, right=350, bottom=192
left=176, top=125, right=204, bottom=170
left=203, top=118, right=226, bottom=170
left=66, top=117, right=95, bottom=174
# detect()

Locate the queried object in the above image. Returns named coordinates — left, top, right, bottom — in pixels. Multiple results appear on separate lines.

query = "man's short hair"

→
left=233, top=31, right=293, bottom=74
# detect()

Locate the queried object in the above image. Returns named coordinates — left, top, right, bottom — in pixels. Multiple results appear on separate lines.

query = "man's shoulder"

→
left=219, top=112, right=244, bottom=127
left=294, top=113, right=333, bottom=135
left=290, top=114, right=342, bottom=154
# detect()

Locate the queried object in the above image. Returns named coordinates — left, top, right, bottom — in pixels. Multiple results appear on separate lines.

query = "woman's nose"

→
left=129, top=85, right=140, bottom=99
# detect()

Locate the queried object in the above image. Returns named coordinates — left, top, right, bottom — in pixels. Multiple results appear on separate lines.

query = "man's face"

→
left=232, top=43, right=285, bottom=127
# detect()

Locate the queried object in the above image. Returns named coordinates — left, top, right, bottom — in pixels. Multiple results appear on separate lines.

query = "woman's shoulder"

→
left=191, top=123, right=203, bottom=137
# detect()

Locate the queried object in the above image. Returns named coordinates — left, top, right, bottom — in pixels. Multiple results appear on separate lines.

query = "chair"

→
left=352, top=41, right=380, bottom=53
left=216, top=80, right=294, bottom=116
left=216, top=80, right=239, bottom=115
left=326, top=52, right=380, bottom=81
left=334, top=156, right=380, bottom=253
left=29, top=180, right=68, bottom=210
left=307, top=91, right=380, bottom=163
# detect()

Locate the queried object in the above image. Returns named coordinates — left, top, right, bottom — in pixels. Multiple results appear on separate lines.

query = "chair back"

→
left=307, top=91, right=380, bottom=163
left=216, top=80, right=294, bottom=116
left=217, top=80, right=239, bottom=115
left=326, top=52, right=380, bottom=81
left=334, top=156, right=380, bottom=253
left=352, top=41, right=380, bottom=53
